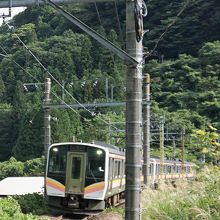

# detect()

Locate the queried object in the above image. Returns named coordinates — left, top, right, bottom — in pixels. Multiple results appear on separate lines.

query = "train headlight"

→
left=96, top=150, right=103, bottom=155
left=52, top=148, right=58, bottom=152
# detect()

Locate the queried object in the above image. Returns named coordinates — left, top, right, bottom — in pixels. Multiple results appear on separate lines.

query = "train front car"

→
left=46, top=142, right=108, bottom=212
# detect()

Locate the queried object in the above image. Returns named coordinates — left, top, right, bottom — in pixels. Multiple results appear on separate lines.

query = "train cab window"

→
left=85, top=148, right=105, bottom=186
left=48, top=146, right=67, bottom=174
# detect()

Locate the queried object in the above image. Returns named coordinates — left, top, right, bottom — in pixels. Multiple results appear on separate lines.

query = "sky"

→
left=0, top=7, right=26, bottom=26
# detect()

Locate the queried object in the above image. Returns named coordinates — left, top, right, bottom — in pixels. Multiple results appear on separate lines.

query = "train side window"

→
left=122, top=160, right=125, bottom=177
left=172, top=165, right=175, bottom=173
left=114, top=161, right=118, bottom=178
left=165, top=165, right=168, bottom=174
left=108, top=158, right=113, bottom=180
left=118, top=161, right=121, bottom=177
left=156, top=164, right=160, bottom=174
left=169, top=165, right=171, bottom=173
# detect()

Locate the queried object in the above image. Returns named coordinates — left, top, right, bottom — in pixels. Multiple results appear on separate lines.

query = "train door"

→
left=66, top=152, right=86, bottom=194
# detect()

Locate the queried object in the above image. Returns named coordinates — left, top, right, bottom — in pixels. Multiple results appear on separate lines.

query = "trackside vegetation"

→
left=108, top=166, right=220, bottom=220
left=141, top=166, right=220, bottom=220
left=0, top=197, right=45, bottom=220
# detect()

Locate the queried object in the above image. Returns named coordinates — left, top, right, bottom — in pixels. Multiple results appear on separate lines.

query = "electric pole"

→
left=43, top=78, right=51, bottom=159
left=143, top=74, right=150, bottom=185
left=159, top=116, right=164, bottom=174
left=181, top=128, right=185, bottom=174
left=125, top=0, right=143, bottom=219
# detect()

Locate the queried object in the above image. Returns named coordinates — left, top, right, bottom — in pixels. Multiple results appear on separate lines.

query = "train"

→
left=45, top=141, right=195, bottom=212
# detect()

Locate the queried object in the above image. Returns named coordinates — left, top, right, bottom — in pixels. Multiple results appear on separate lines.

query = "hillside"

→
left=0, top=1, right=219, bottom=162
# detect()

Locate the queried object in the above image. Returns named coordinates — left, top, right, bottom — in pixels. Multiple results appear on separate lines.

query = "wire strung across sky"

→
left=0, top=44, right=115, bottom=132
left=2, top=22, right=123, bottom=132
left=146, top=0, right=191, bottom=58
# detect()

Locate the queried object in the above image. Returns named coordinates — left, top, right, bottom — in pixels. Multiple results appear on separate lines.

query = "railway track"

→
left=44, top=212, right=123, bottom=220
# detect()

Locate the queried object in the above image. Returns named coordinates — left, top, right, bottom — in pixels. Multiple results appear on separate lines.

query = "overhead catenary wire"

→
left=94, top=2, right=102, bottom=25
left=113, top=0, right=123, bottom=43
left=147, top=0, right=191, bottom=58
left=4, top=22, right=122, bottom=132
left=0, top=44, right=98, bottom=123
left=93, top=1, right=122, bottom=75
left=0, top=48, right=124, bottom=144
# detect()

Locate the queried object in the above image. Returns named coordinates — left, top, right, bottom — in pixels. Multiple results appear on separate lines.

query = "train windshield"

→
left=85, top=148, right=105, bottom=186
left=47, top=144, right=106, bottom=187
left=48, top=146, right=67, bottom=174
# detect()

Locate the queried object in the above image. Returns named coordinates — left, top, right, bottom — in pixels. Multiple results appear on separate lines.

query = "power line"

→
left=113, top=0, right=123, bottom=43
left=0, top=44, right=90, bottom=119
left=147, top=0, right=191, bottom=58
left=4, top=22, right=122, bottom=132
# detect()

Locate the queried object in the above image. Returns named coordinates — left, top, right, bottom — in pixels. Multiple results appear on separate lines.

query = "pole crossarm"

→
left=0, top=0, right=124, bottom=8
left=44, top=0, right=138, bottom=65
left=43, top=101, right=150, bottom=109
left=43, top=101, right=126, bottom=109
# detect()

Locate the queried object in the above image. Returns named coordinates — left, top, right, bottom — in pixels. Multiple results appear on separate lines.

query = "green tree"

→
left=190, top=127, right=220, bottom=163
left=0, top=157, right=24, bottom=180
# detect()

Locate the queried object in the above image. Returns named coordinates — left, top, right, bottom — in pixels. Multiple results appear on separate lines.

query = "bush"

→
left=0, top=157, right=44, bottom=181
left=14, top=193, right=48, bottom=215
left=0, top=157, right=24, bottom=180
left=0, top=197, right=40, bottom=220
left=23, top=157, right=44, bottom=176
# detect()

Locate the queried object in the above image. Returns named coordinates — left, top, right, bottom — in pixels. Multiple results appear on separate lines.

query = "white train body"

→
left=46, top=142, right=195, bottom=212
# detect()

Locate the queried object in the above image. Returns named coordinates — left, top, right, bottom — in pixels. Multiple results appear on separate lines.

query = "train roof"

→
left=92, top=141, right=125, bottom=155
left=50, top=141, right=125, bottom=155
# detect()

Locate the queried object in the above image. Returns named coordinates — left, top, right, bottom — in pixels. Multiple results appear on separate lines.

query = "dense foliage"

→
left=0, top=197, right=41, bottom=219
left=14, top=193, right=47, bottom=215
left=0, top=157, right=44, bottom=180
left=0, top=1, right=219, bottom=163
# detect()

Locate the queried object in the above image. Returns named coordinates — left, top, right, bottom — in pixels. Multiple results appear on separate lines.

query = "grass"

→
left=141, top=166, right=220, bottom=220
left=110, top=166, right=220, bottom=220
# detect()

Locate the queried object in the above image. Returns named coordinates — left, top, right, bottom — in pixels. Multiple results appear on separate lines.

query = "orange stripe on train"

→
left=46, top=178, right=65, bottom=192
left=84, top=182, right=105, bottom=194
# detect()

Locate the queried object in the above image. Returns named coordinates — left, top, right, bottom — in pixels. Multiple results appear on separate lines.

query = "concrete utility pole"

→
left=181, top=128, right=185, bottom=174
left=44, top=78, right=51, bottom=159
left=143, top=74, right=150, bottom=185
left=173, top=139, right=176, bottom=158
left=159, top=116, right=164, bottom=174
left=61, top=80, right=65, bottom=104
left=125, top=0, right=143, bottom=219
left=105, top=78, right=109, bottom=102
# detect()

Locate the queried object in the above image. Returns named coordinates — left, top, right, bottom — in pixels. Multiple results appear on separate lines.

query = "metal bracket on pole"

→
left=44, top=0, right=139, bottom=65
left=0, top=0, right=12, bottom=20
left=0, top=0, right=124, bottom=8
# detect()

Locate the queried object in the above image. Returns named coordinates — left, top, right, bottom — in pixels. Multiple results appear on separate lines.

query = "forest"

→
left=0, top=0, right=219, bottom=165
